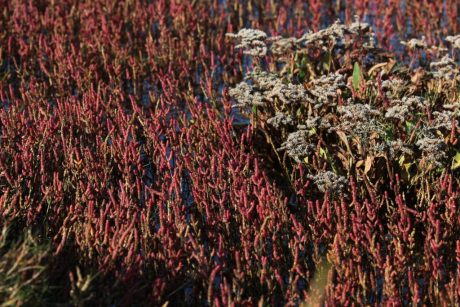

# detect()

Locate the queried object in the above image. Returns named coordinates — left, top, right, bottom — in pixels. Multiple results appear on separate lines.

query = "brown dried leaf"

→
left=364, top=156, right=374, bottom=174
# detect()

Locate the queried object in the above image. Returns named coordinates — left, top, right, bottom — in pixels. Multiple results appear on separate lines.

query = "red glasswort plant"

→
left=0, top=0, right=459, bottom=305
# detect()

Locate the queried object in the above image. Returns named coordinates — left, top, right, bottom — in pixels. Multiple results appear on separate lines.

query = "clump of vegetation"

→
left=228, top=18, right=460, bottom=203
left=0, top=227, right=50, bottom=306
left=0, top=1, right=459, bottom=305
left=228, top=18, right=460, bottom=305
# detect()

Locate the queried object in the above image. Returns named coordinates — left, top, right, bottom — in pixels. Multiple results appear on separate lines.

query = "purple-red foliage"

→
left=0, top=0, right=459, bottom=305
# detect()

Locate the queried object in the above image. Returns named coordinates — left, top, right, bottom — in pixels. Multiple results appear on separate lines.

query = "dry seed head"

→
left=268, top=36, right=297, bottom=55
left=226, top=28, right=268, bottom=56
left=446, top=34, right=460, bottom=49
left=229, top=82, right=265, bottom=107
left=267, top=112, right=294, bottom=128
left=349, top=15, right=371, bottom=33
left=308, top=171, right=348, bottom=195
left=401, top=36, right=427, bottom=49
left=430, top=55, right=458, bottom=79
left=385, top=104, right=411, bottom=121
left=416, top=136, right=448, bottom=167
left=307, top=73, right=346, bottom=108
left=278, top=129, right=315, bottom=163
left=267, top=81, right=308, bottom=105
left=431, top=110, right=459, bottom=130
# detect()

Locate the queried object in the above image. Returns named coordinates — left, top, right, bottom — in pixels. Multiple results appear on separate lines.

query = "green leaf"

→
left=404, top=162, right=412, bottom=173
left=322, top=52, right=331, bottom=72
left=352, top=62, right=364, bottom=91
left=405, top=121, right=414, bottom=134
left=319, top=147, right=327, bottom=159
left=398, top=155, right=405, bottom=166
left=301, top=56, right=308, bottom=67
left=252, top=105, right=257, bottom=129
left=452, top=152, right=460, bottom=170
left=298, top=70, right=306, bottom=80
left=296, top=107, right=303, bottom=117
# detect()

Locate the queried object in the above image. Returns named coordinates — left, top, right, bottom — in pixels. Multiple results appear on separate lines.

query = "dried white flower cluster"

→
left=227, top=16, right=371, bottom=57
left=385, top=96, right=426, bottom=121
left=278, top=129, right=315, bottom=163
left=297, top=16, right=370, bottom=49
left=229, top=82, right=265, bottom=107
left=381, top=78, right=406, bottom=98
left=335, top=102, right=385, bottom=152
left=337, top=103, right=381, bottom=122
left=385, top=104, right=410, bottom=122
left=229, top=69, right=309, bottom=108
left=349, top=16, right=371, bottom=33
left=267, top=112, right=294, bottom=128
left=430, top=55, right=458, bottom=79
left=303, top=116, right=321, bottom=129
left=416, top=136, right=448, bottom=167
left=307, top=73, right=347, bottom=108
left=389, top=139, right=414, bottom=157
left=297, top=20, right=348, bottom=47
left=250, top=69, right=280, bottom=90
left=400, top=36, right=427, bottom=49
left=430, top=110, right=459, bottom=130
left=446, top=34, right=460, bottom=49
left=267, top=81, right=308, bottom=105
left=268, top=36, right=296, bottom=55
left=403, top=96, right=427, bottom=109
left=308, top=171, right=348, bottom=195
left=226, top=17, right=374, bottom=79
left=226, top=28, right=268, bottom=57
left=443, top=103, right=460, bottom=111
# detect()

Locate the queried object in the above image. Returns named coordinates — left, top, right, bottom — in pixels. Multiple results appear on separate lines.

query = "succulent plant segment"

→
left=0, top=1, right=460, bottom=306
